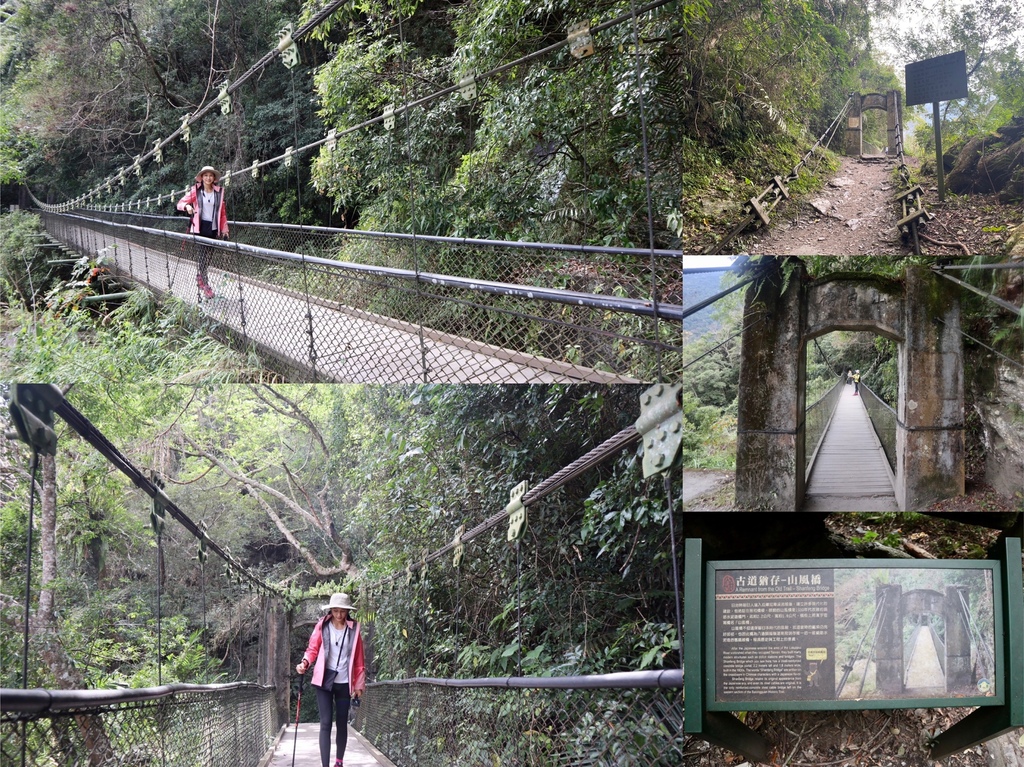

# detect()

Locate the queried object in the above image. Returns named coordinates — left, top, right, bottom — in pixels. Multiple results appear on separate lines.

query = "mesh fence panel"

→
left=354, top=679, right=683, bottom=767
left=0, top=684, right=277, bottom=767
left=859, top=383, right=897, bottom=472
left=39, top=211, right=681, bottom=383
left=804, top=376, right=846, bottom=478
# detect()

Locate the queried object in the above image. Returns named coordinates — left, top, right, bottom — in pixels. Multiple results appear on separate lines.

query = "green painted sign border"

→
left=684, top=536, right=1024, bottom=762
left=704, top=556, right=1004, bottom=711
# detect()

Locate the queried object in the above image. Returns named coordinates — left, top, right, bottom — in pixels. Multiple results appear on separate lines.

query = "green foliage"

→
left=0, top=211, right=53, bottom=308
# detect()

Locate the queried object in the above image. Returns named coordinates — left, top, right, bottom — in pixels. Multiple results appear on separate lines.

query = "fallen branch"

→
left=903, top=539, right=937, bottom=559
left=919, top=232, right=971, bottom=255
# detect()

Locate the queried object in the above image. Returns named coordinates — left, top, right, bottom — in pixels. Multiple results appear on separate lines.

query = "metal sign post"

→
left=905, top=51, right=969, bottom=202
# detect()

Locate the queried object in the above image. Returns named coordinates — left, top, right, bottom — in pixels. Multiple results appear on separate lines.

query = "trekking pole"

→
left=291, top=673, right=305, bottom=767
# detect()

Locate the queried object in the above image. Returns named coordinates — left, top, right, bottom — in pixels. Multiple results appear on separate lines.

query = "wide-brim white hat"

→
left=320, top=593, right=356, bottom=612
left=194, top=165, right=221, bottom=182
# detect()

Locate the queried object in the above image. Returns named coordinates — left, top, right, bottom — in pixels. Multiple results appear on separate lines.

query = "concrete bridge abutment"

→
left=735, top=261, right=964, bottom=511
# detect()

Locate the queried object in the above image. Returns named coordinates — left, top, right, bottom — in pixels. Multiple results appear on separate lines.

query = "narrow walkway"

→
left=904, top=627, right=945, bottom=695
left=804, top=386, right=897, bottom=511
left=266, top=723, right=394, bottom=767
left=91, top=232, right=635, bottom=383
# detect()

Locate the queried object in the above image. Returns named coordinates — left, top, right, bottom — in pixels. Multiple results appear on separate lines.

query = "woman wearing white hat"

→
left=176, top=165, right=229, bottom=299
left=296, top=593, right=366, bottom=767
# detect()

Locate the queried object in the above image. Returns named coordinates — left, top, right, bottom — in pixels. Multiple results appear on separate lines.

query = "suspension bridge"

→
left=0, top=384, right=684, bottom=767
left=683, top=258, right=1023, bottom=512
left=16, top=0, right=683, bottom=385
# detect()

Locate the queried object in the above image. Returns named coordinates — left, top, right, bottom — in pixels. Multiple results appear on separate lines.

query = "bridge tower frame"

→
left=734, top=258, right=965, bottom=511
left=845, top=90, right=901, bottom=157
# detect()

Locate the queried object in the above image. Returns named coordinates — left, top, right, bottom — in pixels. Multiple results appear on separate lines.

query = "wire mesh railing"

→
left=39, top=211, right=681, bottom=383
left=859, top=382, right=897, bottom=473
left=0, top=683, right=277, bottom=767
left=804, top=375, right=846, bottom=478
left=353, top=671, right=683, bottom=767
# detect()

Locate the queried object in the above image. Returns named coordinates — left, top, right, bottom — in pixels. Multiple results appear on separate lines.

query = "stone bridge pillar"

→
left=845, top=91, right=901, bottom=156
left=944, top=585, right=973, bottom=692
left=896, top=267, right=965, bottom=510
left=875, top=583, right=904, bottom=694
left=735, top=258, right=806, bottom=511
left=845, top=94, right=863, bottom=156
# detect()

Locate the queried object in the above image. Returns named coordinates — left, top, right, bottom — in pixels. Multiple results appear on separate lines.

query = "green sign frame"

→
left=684, top=536, right=1023, bottom=762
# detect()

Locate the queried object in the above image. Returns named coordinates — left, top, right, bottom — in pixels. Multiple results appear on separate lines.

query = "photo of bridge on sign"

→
left=683, top=536, right=1024, bottom=762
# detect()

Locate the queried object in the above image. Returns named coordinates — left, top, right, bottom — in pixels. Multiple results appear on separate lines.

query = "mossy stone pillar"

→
left=735, top=259, right=806, bottom=510
left=896, top=267, right=965, bottom=510
left=845, top=93, right=862, bottom=156
left=944, top=585, right=973, bottom=692
left=875, top=583, right=904, bottom=694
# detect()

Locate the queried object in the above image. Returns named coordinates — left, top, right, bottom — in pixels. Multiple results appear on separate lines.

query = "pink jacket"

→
left=302, top=615, right=366, bottom=693
left=176, top=183, right=229, bottom=237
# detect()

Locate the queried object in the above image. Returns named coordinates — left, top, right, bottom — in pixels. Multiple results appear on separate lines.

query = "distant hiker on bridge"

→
left=177, top=165, right=229, bottom=299
left=846, top=368, right=853, bottom=386
left=853, top=370, right=861, bottom=396
left=296, top=593, right=366, bottom=767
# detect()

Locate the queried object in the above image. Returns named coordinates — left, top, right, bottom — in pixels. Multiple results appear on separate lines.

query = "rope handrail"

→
left=0, top=682, right=271, bottom=716
left=369, top=669, right=682, bottom=690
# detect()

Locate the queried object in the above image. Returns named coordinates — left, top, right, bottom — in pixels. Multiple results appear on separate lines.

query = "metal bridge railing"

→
left=859, top=382, right=897, bottom=473
left=0, top=683, right=277, bottom=767
left=354, top=670, right=683, bottom=767
left=39, top=211, right=681, bottom=383
left=804, top=375, right=846, bottom=479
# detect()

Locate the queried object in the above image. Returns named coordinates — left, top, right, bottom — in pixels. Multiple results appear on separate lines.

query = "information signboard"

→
left=683, top=536, right=1023, bottom=763
left=905, top=51, right=969, bottom=107
left=708, top=561, right=1001, bottom=710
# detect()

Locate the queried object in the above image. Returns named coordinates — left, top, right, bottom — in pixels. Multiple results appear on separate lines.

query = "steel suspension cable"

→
left=682, top=315, right=764, bottom=371
left=933, top=318, right=1023, bottom=370
left=61, top=0, right=677, bottom=211
left=930, top=267, right=1023, bottom=317
left=629, top=0, right=663, bottom=382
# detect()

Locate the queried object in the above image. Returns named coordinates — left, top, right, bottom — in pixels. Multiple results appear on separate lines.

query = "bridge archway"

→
left=874, top=584, right=974, bottom=694
left=735, top=259, right=964, bottom=510
left=845, top=91, right=901, bottom=157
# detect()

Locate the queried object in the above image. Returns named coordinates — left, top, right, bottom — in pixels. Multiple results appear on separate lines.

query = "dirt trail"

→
left=746, top=156, right=909, bottom=256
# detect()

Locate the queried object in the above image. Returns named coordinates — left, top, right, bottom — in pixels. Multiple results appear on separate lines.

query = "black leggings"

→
left=195, top=219, right=217, bottom=281
left=314, top=682, right=350, bottom=767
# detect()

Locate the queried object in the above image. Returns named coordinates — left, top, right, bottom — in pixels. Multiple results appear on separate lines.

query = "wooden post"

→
left=933, top=101, right=946, bottom=202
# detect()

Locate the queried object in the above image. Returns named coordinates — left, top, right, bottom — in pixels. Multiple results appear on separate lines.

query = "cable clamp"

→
left=278, top=23, right=300, bottom=69
left=635, top=384, right=682, bottom=477
left=219, top=81, right=232, bottom=115
left=452, top=524, right=466, bottom=569
left=458, top=71, right=477, bottom=100
left=383, top=104, right=396, bottom=131
left=568, top=22, right=594, bottom=58
left=284, top=146, right=294, bottom=168
left=506, top=480, right=530, bottom=543
left=154, top=140, right=163, bottom=164
left=181, top=114, right=192, bottom=144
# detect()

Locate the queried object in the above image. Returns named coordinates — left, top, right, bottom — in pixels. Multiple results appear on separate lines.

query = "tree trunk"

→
left=35, top=454, right=116, bottom=767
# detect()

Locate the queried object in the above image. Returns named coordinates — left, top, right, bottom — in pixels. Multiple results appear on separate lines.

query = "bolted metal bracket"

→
left=326, top=128, right=337, bottom=152
left=506, top=480, right=530, bottom=543
left=154, top=140, right=163, bottom=164
left=250, top=162, right=260, bottom=179
left=635, top=384, right=682, bottom=478
left=221, top=171, right=231, bottom=188
left=568, top=22, right=594, bottom=59
left=458, top=71, right=477, bottom=100
left=150, top=472, right=167, bottom=537
left=383, top=105, right=396, bottom=131
left=284, top=146, right=294, bottom=168
left=181, top=114, right=192, bottom=144
left=218, top=81, right=232, bottom=115
left=277, top=23, right=300, bottom=69
left=452, top=524, right=466, bottom=569
left=7, top=384, right=61, bottom=457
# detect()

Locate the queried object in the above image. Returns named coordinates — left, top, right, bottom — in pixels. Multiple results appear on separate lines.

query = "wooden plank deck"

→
left=803, top=386, right=897, bottom=511
left=265, top=723, right=395, bottom=767
left=92, top=233, right=638, bottom=384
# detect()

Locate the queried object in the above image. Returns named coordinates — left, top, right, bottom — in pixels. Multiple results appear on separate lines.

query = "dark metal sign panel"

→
left=905, top=51, right=969, bottom=106
left=706, top=559, right=1002, bottom=711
